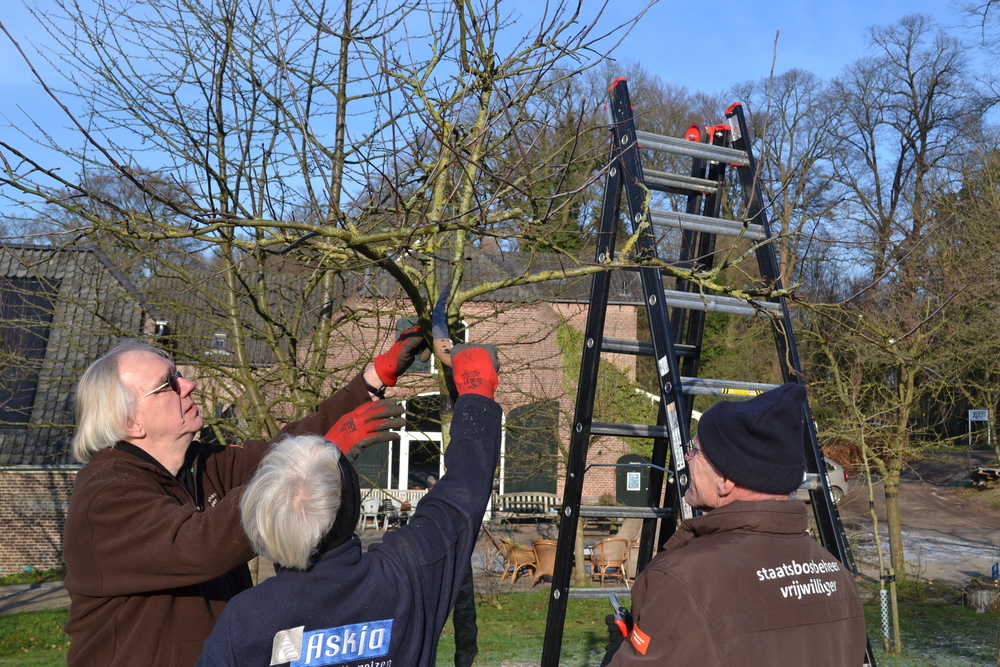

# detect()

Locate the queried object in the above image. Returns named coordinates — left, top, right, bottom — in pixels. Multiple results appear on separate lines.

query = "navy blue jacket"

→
left=196, top=394, right=503, bottom=667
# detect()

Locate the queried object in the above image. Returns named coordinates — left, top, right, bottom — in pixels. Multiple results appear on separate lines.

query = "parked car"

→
left=796, top=458, right=849, bottom=505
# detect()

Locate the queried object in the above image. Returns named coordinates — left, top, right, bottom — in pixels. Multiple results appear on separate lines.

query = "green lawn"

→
left=437, top=592, right=609, bottom=666
left=2, top=589, right=997, bottom=666
left=0, top=609, right=69, bottom=667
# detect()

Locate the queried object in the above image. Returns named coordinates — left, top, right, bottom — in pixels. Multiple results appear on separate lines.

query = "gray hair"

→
left=240, top=434, right=343, bottom=570
left=72, top=339, right=172, bottom=464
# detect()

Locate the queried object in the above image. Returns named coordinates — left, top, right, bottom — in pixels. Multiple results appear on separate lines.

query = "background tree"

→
left=807, top=13, right=987, bottom=586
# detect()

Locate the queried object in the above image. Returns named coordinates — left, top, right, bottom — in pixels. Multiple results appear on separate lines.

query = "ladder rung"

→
left=579, top=506, right=672, bottom=519
left=636, top=130, right=750, bottom=166
left=601, top=337, right=696, bottom=358
left=680, top=377, right=779, bottom=397
left=650, top=208, right=767, bottom=241
left=644, top=169, right=719, bottom=196
left=568, top=587, right=631, bottom=599
left=591, top=422, right=669, bottom=439
left=662, top=289, right=781, bottom=317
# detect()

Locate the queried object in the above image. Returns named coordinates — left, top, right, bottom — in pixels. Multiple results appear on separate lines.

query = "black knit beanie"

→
left=697, top=383, right=807, bottom=495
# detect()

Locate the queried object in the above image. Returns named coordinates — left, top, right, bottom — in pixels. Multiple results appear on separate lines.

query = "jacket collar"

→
left=95, top=441, right=201, bottom=506
left=274, top=534, right=363, bottom=576
left=111, top=440, right=172, bottom=476
left=666, top=499, right=809, bottom=550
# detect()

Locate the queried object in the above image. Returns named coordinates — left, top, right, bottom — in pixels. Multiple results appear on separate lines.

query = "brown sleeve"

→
left=206, top=372, right=372, bottom=493
left=276, top=372, right=371, bottom=440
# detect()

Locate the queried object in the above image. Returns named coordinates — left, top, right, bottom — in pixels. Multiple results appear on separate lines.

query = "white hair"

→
left=72, top=339, right=171, bottom=464
left=240, top=434, right=343, bottom=570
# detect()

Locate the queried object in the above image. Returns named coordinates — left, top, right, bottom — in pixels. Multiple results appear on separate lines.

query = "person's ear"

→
left=125, top=417, right=145, bottom=440
left=716, top=476, right=736, bottom=498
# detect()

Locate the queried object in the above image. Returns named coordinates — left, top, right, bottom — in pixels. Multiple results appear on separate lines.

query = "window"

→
left=503, top=401, right=559, bottom=494
left=208, top=332, right=231, bottom=356
left=401, top=394, right=442, bottom=489
left=0, top=277, right=59, bottom=428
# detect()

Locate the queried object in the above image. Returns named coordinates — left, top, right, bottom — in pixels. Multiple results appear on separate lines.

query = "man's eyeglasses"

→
left=137, top=372, right=183, bottom=401
left=684, top=440, right=703, bottom=459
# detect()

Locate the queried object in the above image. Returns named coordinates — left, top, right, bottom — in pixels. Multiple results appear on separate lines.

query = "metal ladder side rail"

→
left=539, top=136, right=625, bottom=667
left=540, top=78, right=693, bottom=667
left=724, top=102, right=852, bottom=569
left=725, top=102, right=873, bottom=666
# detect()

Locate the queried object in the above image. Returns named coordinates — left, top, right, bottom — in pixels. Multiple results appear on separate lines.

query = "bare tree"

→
left=809, top=14, right=989, bottom=589
left=732, top=69, right=842, bottom=283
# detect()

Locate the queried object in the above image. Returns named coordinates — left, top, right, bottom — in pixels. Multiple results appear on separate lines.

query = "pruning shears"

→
left=609, top=593, right=633, bottom=637
left=431, top=285, right=454, bottom=367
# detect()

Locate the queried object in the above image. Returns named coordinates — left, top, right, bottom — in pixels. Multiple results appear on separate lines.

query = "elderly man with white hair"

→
left=196, top=344, right=503, bottom=667
left=63, top=327, right=427, bottom=667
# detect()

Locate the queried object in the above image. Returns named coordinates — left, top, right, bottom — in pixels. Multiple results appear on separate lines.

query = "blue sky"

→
left=610, top=0, right=974, bottom=94
left=0, top=0, right=983, bottom=219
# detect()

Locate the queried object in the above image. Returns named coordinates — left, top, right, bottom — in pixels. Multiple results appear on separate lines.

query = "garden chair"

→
left=590, top=537, right=628, bottom=586
left=480, top=526, right=508, bottom=576
left=381, top=498, right=401, bottom=530
left=358, top=497, right=382, bottom=530
left=500, top=538, right=536, bottom=584
left=617, top=518, right=643, bottom=580
left=530, top=540, right=557, bottom=587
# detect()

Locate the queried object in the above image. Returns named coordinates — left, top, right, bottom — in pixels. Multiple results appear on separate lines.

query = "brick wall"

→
left=0, top=469, right=76, bottom=572
left=317, top=300, right=643, bottom=501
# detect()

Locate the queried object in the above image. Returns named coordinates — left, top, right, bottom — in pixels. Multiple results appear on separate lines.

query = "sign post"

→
left=969, top=409, right=990, bottom=448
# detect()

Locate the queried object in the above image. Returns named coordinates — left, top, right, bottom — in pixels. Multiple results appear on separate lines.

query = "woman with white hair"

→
left=197, top=345, right=503, bottom=667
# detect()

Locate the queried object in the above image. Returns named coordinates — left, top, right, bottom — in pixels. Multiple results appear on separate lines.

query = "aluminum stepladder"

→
left=540, top=77, right=875, bottom=667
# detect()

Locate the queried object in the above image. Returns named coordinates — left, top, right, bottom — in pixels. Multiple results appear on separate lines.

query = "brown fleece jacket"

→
left=63, top=373, right=370, bottom=667
left=607, top=500, right=866, bottom=667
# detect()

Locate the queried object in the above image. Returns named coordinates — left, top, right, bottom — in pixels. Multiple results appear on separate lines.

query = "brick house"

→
left=0, top=245, right=146, bottom=573
left=306, top=248, right=647, bottom=505
left=0, top=244, right=645, bottom=572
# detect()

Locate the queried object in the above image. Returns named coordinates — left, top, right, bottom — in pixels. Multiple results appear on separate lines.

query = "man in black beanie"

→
left=604, top=383, right=866, bottom=667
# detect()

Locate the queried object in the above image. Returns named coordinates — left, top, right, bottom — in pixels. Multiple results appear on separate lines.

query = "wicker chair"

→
left=501, top=539, right=536, bottom=584
left=617, top=518, right=643, bottom=580
left=530, top=540, right=557, bottom=587
left=590, top=537, right=628, bottom=585
left=482, top=532, right=508, bottom=576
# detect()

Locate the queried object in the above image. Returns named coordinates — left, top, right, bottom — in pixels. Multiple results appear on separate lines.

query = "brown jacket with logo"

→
left=63, top=373, right=370, bottom=667
left=608, top=500, right=866, bottom=667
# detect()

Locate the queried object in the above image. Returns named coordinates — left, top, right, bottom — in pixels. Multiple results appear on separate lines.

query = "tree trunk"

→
left=991, top=407, right=999, bottom=464
left=884, top=455, right=906, bottom=583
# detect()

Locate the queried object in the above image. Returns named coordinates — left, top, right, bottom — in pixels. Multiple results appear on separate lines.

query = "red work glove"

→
left=374, top=325, right=431, bottom=387
left=450, top=344, right=499, bottom=399
left=325, top=399, right=406, bottom=461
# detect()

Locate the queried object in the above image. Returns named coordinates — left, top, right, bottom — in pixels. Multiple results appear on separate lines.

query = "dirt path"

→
left=839, top=450, right=1000, bottom=585
left=0, top=582, right=69, bottom=615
